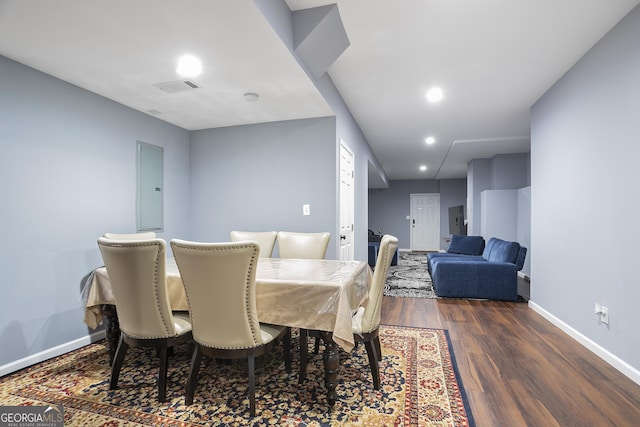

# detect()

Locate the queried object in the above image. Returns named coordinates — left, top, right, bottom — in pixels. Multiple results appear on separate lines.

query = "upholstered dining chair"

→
left=229, top=230, right=277, bottom=258
left=96, top=237, right=192, bottom=402
left=103, top=231, right=157, bottom=240
left=276, top=231, right=330, bottom=356
left=276, top=231, right=330, bottom=259
left=170, top=239, right=292, bottom=417
left=299, top=234, right=398, bottom=390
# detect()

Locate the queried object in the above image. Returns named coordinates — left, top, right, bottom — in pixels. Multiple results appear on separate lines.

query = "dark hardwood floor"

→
left=380, top=295, right=640, bottom=426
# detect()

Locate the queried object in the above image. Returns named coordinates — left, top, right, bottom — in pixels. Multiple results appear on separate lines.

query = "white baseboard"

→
left=529, top=301, right=640, bottom=386
left=0, top=330, right=106, bottom=377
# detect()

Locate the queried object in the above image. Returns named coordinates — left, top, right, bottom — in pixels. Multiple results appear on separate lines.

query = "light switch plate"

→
left=303, top=204, right=311, bottom=216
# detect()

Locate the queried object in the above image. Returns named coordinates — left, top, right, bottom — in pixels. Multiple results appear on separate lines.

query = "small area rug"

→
left=0, top=325, right=473, bottom=426
left=384, top=252, right=436, bottom=298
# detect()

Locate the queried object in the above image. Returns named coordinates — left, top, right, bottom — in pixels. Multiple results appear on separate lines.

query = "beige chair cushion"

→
left=259, top=323, right=286, bottom=343
left=276, top=231, right=330, bottom=259
left=172, top=312, right=193, bottom=336
left=229, top=231, right=277, bottom=258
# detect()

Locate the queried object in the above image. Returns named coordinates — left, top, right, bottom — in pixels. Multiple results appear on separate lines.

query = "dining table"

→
left=83, top=256, right=372, bottom=405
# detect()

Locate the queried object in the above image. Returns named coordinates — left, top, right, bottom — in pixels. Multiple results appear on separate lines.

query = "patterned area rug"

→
left=384, top=252, right=436, bottom=298
left=0, top=326, right=473, bottom=426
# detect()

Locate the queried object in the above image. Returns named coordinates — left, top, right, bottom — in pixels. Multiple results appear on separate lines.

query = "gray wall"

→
left=531, top=5, right=640, bottom=379
left=368, top=179, right=467, bottom=250
left=189, top=117, right=339, bottom=258
left=439, top=179, right=468, bottom=247
left=0, top=56, right=191, bottom=371
left=467, top=158, right=491, bottom=235
left=492, top=152, right=531, bottom=190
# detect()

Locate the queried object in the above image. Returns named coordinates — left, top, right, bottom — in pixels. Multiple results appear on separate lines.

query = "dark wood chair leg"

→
left=299, top=328, right=308, bottom=383
left=158, top=347, right=168, bottom=402
left=248, top=352, right=256, bottom=417
left=185, top=345, right=202, bottom=405
left=110, top=336, right=128, bottom=390
left=364, top=339, right=381, bottom=389
left=156, top=346, right=174, bottom=358
left=283, top=328, right=292, bottom=373
left=374, top=336, right=382, bottom=361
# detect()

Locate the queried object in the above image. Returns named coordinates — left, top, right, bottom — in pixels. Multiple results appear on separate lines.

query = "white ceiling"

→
left=1, top=0, right=638, bottom=183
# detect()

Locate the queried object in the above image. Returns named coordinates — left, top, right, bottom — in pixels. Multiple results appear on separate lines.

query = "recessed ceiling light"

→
left=419, top=165, right=427, bottom=171
left=176, top=55, right=202, bottom=77
left=426, top=87, right=444, bottom=103
left=244, top=92, right=259, bottom=102
left=425, top=136, right=436, bottom=145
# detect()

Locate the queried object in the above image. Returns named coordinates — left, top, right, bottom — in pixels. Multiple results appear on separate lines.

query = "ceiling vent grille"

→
left=152, top=80, right=201, bottom=93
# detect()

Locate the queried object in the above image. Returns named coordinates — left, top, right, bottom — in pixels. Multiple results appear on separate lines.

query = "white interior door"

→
left=410, top=193, right=440, bottom=251
left=339, top=141, right=354, bottom=260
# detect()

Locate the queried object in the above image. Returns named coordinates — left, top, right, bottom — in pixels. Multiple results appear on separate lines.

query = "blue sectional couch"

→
left=427, top=235, right=527, bottom=301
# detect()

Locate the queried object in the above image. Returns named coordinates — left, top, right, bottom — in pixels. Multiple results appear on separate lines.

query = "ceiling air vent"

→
left=152, top=80, right=201, bottom=93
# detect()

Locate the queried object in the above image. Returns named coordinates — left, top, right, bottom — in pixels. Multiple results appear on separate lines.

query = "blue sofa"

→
left=368, top=241, right=397, bottom=267
left=428, top=235, right=527, bottom=301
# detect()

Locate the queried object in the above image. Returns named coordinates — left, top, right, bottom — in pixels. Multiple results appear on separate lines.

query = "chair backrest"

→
left=170, top=239, right=263, bottom=349
left=103, top=232, right=157, bottom=240
left=229, top=231, right=277, bottom=258
left=276, top=231, right=330, bottom=259
left=97, top=237, right=177, bottom=339
left=360, top=234, right=398, bottom=334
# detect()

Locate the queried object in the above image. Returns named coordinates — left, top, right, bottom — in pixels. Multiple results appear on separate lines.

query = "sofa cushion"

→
left=482, top=238, right=519, bottom=264
left=431, top=259, right=519, bottom=301
left=447, top=235, right=485, bottom=255
left=428, top=253, right=485, bottom=275
left=515, top=246, right=527, bottom=270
